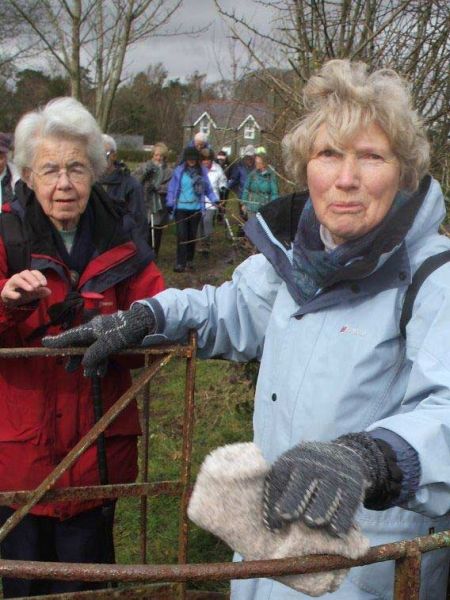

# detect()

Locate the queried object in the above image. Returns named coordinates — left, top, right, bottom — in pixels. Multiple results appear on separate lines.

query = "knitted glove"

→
left=263, top=433, right=403, bottom=538
left=42, top=303, right=156, bottom=377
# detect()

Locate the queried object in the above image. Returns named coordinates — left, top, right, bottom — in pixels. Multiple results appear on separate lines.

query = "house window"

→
left=244, top=122, right=255, bottom=140
left=200, top=119, right=210, bottom=136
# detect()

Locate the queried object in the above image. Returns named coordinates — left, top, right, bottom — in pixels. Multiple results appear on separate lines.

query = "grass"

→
left=113, top=196, right=256, bottom=592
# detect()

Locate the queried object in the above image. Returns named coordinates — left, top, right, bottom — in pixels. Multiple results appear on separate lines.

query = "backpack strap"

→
left=0, top=212, right=31, bottom=276
left=400, top=250, right=450, bottom=338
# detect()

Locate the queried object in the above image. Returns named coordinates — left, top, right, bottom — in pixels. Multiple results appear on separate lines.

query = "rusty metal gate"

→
left=0, top=335, right=449, bottom=600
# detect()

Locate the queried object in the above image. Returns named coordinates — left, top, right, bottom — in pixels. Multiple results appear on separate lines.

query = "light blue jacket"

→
left=140, top=177, right=450, bottom=599
left=166, top=164, right=217, bottom=212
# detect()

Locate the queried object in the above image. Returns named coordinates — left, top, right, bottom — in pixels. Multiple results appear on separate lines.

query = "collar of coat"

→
left=244, top=175, right=432, bottom=312
left=10, top=181, right=153, bottom=292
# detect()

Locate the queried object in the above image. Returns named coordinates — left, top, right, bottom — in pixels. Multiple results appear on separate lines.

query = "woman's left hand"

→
left=1, top=269, right=51, bottom=307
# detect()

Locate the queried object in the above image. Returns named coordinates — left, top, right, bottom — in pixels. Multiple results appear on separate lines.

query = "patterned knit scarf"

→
left=292, top=188, right=424, bottom=304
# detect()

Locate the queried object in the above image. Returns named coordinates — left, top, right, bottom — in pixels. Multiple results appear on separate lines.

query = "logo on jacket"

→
left=339, top=325, right=366, bottom=337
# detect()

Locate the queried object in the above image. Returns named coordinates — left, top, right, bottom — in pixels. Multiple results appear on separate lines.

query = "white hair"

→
left=194, top=131, right=208, bottom=143
left=14, top=97, right=107, bottom=179
left=102, top=133, right=117, bottom=152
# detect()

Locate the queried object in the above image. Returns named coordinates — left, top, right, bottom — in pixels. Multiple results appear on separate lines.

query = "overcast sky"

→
left=126, top=0, right=275, bottom=83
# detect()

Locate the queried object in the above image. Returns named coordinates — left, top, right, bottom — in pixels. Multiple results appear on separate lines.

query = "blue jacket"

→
left=228, top=161, right=254, bottom=198
left=140, top=176, right=450, bottom=600
left=166, top=164, right=218, bottom=212
left=241, top=168, right=279, bottom=213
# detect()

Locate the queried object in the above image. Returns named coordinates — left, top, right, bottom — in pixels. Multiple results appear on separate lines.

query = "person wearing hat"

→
left=228, top=145, right=256, bottom=199
left=241, top=152, right=279, bottom=217
left=0, top=133, right=19, bottom=211
left=166, top=146, right=217, bottom=272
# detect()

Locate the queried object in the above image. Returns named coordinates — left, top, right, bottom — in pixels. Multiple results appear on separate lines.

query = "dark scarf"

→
left=292, top=182, right=426, bottom=304
left=16, top=182, right=130, bottom=276
left=185, top=165, right=205, bottom=197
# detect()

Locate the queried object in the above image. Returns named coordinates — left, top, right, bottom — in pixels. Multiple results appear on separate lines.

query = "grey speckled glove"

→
left=188, top=443, right=369, bottom=596
left=42, top=303, right=156, bottom=377
left=263, top=433, right=402, bottom=538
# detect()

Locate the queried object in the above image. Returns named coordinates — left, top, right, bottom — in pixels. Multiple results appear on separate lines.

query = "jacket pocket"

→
left=0, top=358, right=47, bottom=443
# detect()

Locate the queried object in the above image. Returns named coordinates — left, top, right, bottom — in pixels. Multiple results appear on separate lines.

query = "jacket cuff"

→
left=133, top=298, right=165, bottom=334
left=368, top=428, right=421, bottom=506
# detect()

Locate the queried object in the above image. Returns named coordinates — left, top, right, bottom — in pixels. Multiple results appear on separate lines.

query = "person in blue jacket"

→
left=228, top=145, right=256, bottom=199
left=166, top=146, right=217, bottom=272
left=45, top=59, right=450, bottom=599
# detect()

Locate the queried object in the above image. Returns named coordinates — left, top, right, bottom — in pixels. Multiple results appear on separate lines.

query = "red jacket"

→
left=0, top=188, right=165, bottom=519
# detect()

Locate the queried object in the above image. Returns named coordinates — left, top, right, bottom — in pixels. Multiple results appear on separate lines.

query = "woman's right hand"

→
left=1, top=270, right=51, bottom=307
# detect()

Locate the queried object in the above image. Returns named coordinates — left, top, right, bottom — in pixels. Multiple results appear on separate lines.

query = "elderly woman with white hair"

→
left=45, top=60, right=450, bottom=599
left=0, top=97, right=165, bottom=597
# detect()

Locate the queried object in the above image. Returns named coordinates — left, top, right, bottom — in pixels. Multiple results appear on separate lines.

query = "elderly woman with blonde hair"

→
left=135, top=141, right=173, bottom=257
left=46, top=60, right=450, bottom=599
left=0, top=97, right=164, bottom=597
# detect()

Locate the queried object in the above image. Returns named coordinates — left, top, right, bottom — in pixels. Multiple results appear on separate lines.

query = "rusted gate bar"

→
left=0, top=530, right=448, bottom=585
left=0, top=345, right=193, bottom=358
left=0, top=352, right=173, bottom=543
left=0, top=482, right=184, bottom=505
left=140, top=355, right=152, bottom=565
left=178, top=331, right=199, bottom=600
left=14, top=584, right=221, bottom=600
left=13, top=583, right=177, bottom=600
left=393, top=546, right=422, bottom=600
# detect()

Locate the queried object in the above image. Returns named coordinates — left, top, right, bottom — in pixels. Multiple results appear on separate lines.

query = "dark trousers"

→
left=0, top=506, right=113, bottom=598
left=174, top=209, right=202, bottom=267
left=149, top=223, right=164, bottom=259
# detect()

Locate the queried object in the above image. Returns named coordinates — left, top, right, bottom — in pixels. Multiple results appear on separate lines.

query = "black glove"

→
left=42, top=303, right=156, bottom=377
left=263, top=433, right=402, bottom=538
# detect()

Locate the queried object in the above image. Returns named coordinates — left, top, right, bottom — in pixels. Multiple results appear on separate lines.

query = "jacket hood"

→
left=404, top=176, right=446, bottom=251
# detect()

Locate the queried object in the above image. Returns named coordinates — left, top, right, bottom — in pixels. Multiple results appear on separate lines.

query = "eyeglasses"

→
left=32, top=164, right=92, bottom=186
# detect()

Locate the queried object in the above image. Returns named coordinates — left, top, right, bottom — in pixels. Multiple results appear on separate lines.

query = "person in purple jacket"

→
left=166, top=147, right=217, bottom=272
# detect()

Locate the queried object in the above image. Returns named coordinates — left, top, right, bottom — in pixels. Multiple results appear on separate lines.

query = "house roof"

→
left=183, top=100, right=273, bottom=131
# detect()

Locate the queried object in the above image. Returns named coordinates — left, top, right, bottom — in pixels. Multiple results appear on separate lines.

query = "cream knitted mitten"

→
left=188, top=442, right=369, bottom=597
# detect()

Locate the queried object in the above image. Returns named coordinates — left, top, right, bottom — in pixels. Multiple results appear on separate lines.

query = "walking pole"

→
left=150, top=213, right=155, bottom=250
left=82, top=293, right=117, bottom=583
left=223, top=214, right=236, bottom=243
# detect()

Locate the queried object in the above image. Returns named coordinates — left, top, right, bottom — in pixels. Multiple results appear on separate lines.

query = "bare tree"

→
left=8, top=0, right=186, bottom=129
left=0, top=0, right=43, bottom=70
left=214, top=0, right=450, bottom=183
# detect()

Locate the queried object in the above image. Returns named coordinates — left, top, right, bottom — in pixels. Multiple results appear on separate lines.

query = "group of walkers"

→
left=2, top=56, right=450, bottom=600
left=134, top=134, right=279, bottom=272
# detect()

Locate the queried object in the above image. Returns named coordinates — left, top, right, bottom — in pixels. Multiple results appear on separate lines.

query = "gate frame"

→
left=0, top=336, right=449, bottom=599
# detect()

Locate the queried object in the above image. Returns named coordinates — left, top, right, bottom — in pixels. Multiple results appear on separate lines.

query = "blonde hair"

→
left=153, top=142, right=169, bottom=158
left=283, top=60, right=429, bottom=191
left=14, top=97, right=106, bottom=179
